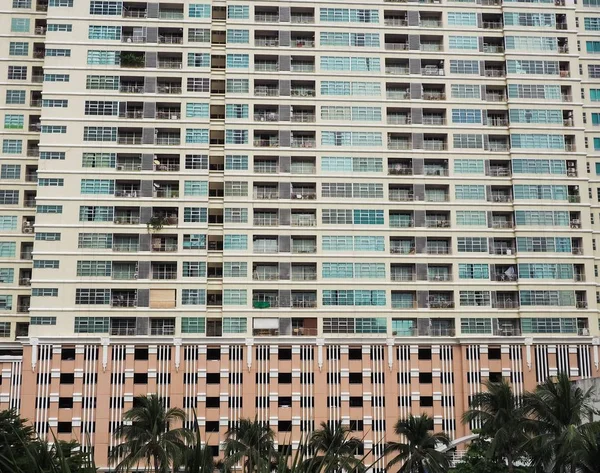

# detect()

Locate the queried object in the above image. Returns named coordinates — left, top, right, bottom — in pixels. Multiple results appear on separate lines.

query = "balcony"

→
left=157, top=84, right=182, bottom=94
left=388, top=140, right=412, bottom=150
left=483, top=21, right=503, bottom=29
left=120, top=84, right=144, bottom=94
left=428, top=300, right=454, bottom=309
left=255, top=13, right=279, bottom=22
left=254, top=188, right=279, bottom=200
left=291, top=14, right=314, bottom=23
left=291, top=215, right=316, bottom=227
left=159, top=35, right=183, bottom=45
left=493, top=300, right=519, bottom=309
left=484, top=69, right=506, bottom=78
left=291, top=138, right=316, bottom=148
left=114, top=216, right=140, bottom=225
left=158, top=59, right=183, bottom=69
left=389, top=191, right=414, bottom=202
left=291, top=113, right=316, bottom=123
left=421, top=67, right=444, bottom=76
left=254, top=138, right=279, bottom=147
left=254, top=87, right=279, bottom=97
left=254, top=216, right=279, bottom=226
left=291, top=88, right=315, bottom=97
left=155, top=135, right=180, bottom=146
left=111, top=295, right=137, bottom=308
left=117, top=134, right=142, bottom=145
left=426, top=244, right=450, bottom=254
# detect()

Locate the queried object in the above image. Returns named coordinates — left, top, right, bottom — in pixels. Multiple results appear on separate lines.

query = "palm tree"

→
left=175, top=415, right=217, bottom=473
left=386, top=413, right=450, bottom=473
left=109, top=394, right=192, bottom=473
left=573, top=426, right=600, bottom=473
left=522, top=372, right=599, bottom=473
left=222, top=417, right=275, bottom=473
left=307, top=421, right=365, bottom=473
left=462, top=379, right=527, bottom=473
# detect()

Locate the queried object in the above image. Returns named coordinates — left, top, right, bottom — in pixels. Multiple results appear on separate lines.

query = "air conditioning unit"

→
left=22, top=227, right=33, bottom=234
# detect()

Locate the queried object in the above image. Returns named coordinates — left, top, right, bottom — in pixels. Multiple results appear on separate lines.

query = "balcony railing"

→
left=291, top=88, right=315, bottom=97
left=388, top=140, right=412, bottom=150
left=157, top=85, right=182, bottom=94
left=385, top=43, right=409, bottom=51
left=254, top=217, right=279, bottom=226
left=255, top=87, right=279, bottom=97
left=114, top=216, right=140, bottom=224
left=385, top=18, right=408, bottom=26
left=390, top=192, right=414, bottom=202
left=386, top=67, right=409, bottom=75
left=119, top=110, right=143, bottom=119
left=291, top=113, right=316, bottom=123
left=388, top=166, right=413, bottom=175
left=493, top=300, right=519, bottom=309
left=255, top=13, right=279, bottom=22
left=291, top=217, right=316, bottom=227
left=157, top=60, right=183, bottom=69
left=391, top=273, right=416, bottom=282
left=291, top=272, right=317, bottom=281
left=387, top=116, right=411, bottom=125
left=117, top=135, right=142, bottom=145
left=493, top=273, right=518, bottom=282
left=120, top=84, right=144, bottom=93
left=428, top=300, right=455, bottom=309
left=255, top=38, right=279, bottom=47
left=159, top=35, right=183, bottom=44
left=292, top=39, right=314, bottom=48
left=254, top=190, right=279, bottom=199
left=113, top=243, right=140, bottom=252
left=291, top=15, right=314, bottom=23
left=254, top=113, right=279, bottom=122
left=111, top=298, right=137, bottom=308
left=254, top=139, right=279, bottom=147
left=426, top=246, right=451, bottom=254
left=122, top=35, right=146, bottom=43
left=391, top=246, right=415, bottom=254
left=291, top=139, right=316, bottom=148
left=483, top=21, right=503, bottom=29
left=123, top=9, right=147, bottom=17
left=423, top=92, right=446, bottom=100
left=155, top=136, right=181, bottom=146
left=114, top=189, right=140, bottom=198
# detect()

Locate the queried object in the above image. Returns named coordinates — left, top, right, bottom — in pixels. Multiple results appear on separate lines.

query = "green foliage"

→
left=109, top=394, right=193, bottom=473
left=222, top=417, right=275, bottom=473
left=307, top=421, right=366, bottom=473
left=386, top=413, right=451, bottom=473
left=451, top=440, right=517, bottom=473
left=462, top=380, right=527, bottom=472
left=522, top=373, right=600, bottom=473
left=0, top=410, right=96, bottom=473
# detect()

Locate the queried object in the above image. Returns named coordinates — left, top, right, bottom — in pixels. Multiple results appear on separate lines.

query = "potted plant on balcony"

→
left=147, top=215, right=168, bottom=232
left=120, top=52, right=145, bottom=68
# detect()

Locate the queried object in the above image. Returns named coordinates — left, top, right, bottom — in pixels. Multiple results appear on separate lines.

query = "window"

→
left=226, top=54, right=249, bottom=68
left=9, top=42, right=29, bottom=56
left=49, top=0, right=73, bottom=5
left=42, top=99, right=68, bottom=108
left=585, top=18, right=600, bottom=30
left=83, top=127, right=116, bottom=141
left=76, top=261, right=111, bottom=276
left=503, top=12, right=555, bottom=27
left=47, top=24, right=72, bottom=32
left=225, top=155, right=248, bottom=170
left=6, top=90, right=25, bottom=104
left=1, top=165, right=21, bottom=179
left=89, top=1, right=122, bottom=15
left=36, top=232, right=61, bottom=241
left=13, top=0, right=32, bottom=8
left=89, top=25, right=121, bottom=40
left=188, top=28, right=210, bottom=42
left=0, top=296, right=14, bottom=310
left=227, top=5, right=249, bottom=18
left=507, top=60, right=559, bottom=75
left=189, top=4, right=210, bottom=18
left=182, top=317, right=206, bottom=333
left=78, top=233, right=113, bottom=249
left=30, top=317, right=56, bottom=325
left=461, top=318, right=492, bottom=334
left=460, top=291, right=491, bottom=306
left=0, top=323, right=10, bottom=338
left=226, top=79, right=249, bottom=93
left=79, top=206, right=114, bottom=222
left=82, top=153, right=116, bottom=168
left=459, top=264, right=489, bottom=279
left=7, top=67, right=26, bottom=81
left=185, top=129, right=209, bottom=144
left=225, top=130, right=248, bottom=144
left=33, top=260, right=60, bottom=269
left=458, top=237, right=488, bottom=252
left=32, top=288, right=58, bottom=297
left=183, top=234, right=206, bottom=249
left=187, top=78, right=210, bottom=92
left=447, top=12, right=477, bottom=26
left=225, top=104, right=248, bottom=118
left=0, top=217, right=17, bottom=230
left=0, top=191, right=18, bottom=205
left=41, top=125, right=67, bottom=134
left=185, top=155, right=208, bottom=169
left=451, top=84, right=481, bottom=99
left=75, top=289, right=111, bottom=305
left=224, top=208, right=248, bottom=223
left=521, top=318, right=576, bottom=333
left=450, top=60, right=479, bottom=74
left=224, top=181, right=248, bottom=196
left=46, top=49, right=71, bottom=57
left=223, top=317, right=247, bottom=334
left=85, top=101, right=118, bottom=116
left=223, top=262, right=247, bottom=278
left=182, top=290, right=206, bottom=306
left=0, top=243, right=16, bottom=257
left=508, top=84, right=560, bottom=100
left=188, top=53, right=210, bottom=67
left=183, top=207, right=207, bottom=223
left=456, top=211, right=487, bottom=226
left=515, top=211, right=569, bottom=226
left=0, top=269, right=14, bottom=283
left=86, top=75, right=119, bottom=90
left=223, top=289, right=247, bottom=305
left=455, top=185, right=485, bottom=200
left=223, top=234, right=248, bottom=251
left=38, top=177, right=65, bottom=187
left=227, top=29, right=249, bottom=43
left=37, top=205, right=63, bottom=214
left=2, top=140, right=22, bottom=154
left=40, top=152, right=66, bottom=160
left=452, top=109, right=482, bottom=124
left=449, top=36, right=478, bottom=50
left=186, top=103, right=209, bottom=118
left=184, top=181, right=208, bottom=196
left=183, top=262, right=206, bottom=277
left=453, top=134, right=483, bottom=149
left=81, top=180, right=114, bottom=194
left=74, top=317, right=109, bottom=333
left=323, top=290, right=385, bottom=306
left=454, top=159, right=484, bottom=174
left=320, top=8, right=379, bottom=23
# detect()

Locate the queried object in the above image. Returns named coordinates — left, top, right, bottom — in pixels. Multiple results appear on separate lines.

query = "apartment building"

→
left=1, top=0, right=600, bottom=468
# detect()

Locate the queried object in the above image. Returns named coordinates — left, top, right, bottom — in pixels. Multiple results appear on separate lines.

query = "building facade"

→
left=2, top=0, right=600, bottom=469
